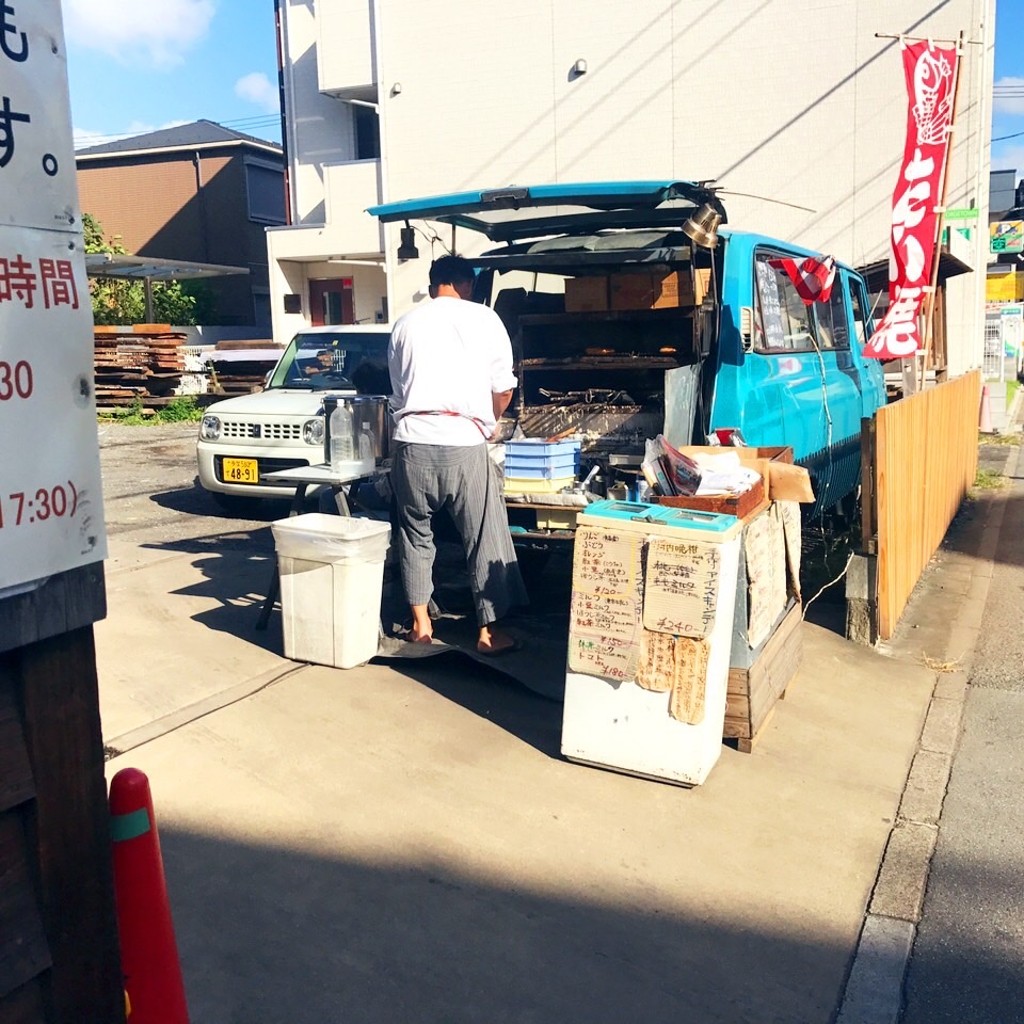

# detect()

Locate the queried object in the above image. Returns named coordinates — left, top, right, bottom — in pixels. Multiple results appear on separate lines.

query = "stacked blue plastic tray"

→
left=504, top=438, right=581, bottom=493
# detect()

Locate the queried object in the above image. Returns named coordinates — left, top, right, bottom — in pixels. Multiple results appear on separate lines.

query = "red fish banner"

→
left=863, top=39, right=959, bottom=360
left=769, top=255, right=837, bottom=304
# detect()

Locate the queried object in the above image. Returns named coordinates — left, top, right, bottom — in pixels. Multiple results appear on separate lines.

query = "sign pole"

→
left=919, top=31, right=965, bottom=391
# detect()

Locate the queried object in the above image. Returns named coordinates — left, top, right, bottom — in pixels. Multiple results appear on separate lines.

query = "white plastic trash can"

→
left=270, top=513, right=391, bottom=669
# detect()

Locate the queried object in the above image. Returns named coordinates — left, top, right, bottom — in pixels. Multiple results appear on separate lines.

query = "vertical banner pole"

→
left=919, top=30, right=965, bottom=391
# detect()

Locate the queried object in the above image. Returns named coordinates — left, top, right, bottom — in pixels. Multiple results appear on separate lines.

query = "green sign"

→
left=946, top=207, right=980, bottom=221
left=991, top=221, right=1024, bottom=255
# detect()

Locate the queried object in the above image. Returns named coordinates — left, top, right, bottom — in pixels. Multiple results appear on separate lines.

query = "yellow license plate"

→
left=222, top=458, right=260, bottom=484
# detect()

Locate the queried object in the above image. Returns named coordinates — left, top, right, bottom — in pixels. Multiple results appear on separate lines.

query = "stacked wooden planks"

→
left=93, top=324, right=189, bottom=408
left=204, top=339, right=283, bottom=396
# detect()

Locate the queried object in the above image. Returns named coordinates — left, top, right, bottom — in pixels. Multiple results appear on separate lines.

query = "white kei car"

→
left=196, top=324, right=391, bottom=509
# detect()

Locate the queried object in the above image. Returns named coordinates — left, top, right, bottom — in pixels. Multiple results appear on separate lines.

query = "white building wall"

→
left=277, top=0, right=995, bottom=371
left=278, top=0, right=358, bottom=224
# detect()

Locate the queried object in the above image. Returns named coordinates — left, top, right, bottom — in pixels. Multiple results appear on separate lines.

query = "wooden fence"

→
left=862, top=370, right=981, bottom=640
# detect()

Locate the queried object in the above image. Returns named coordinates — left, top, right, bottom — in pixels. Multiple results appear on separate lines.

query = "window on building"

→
left=354, top=104, right=380, bottom=160
left=245, top=160, right=286, bottom=224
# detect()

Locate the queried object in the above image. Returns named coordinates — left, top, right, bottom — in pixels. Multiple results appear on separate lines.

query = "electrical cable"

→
left=411, top=222, right=453, bottom=257
left=802, top=551, right=854, bottom=618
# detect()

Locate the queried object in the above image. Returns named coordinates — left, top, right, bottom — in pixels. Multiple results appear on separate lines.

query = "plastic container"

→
left=325, top=397, right=378, bottom=478
left=505, top=439, right=581, bottom=458
left=271, top=513, right=391, bottom=668
left=504, top=457, right=579, bottom=479
left=329, top=403, right=355, bottom=465
left=503, top=475, right=577, bottom=494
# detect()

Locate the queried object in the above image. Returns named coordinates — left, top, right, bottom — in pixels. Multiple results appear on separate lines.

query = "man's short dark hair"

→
left=429, top=255, right=475, bottom=289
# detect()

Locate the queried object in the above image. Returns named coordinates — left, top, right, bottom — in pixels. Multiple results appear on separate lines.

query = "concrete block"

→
left=898, top=749, right=952, bottom=826
left=869, top=821, right=938, bottom=921
left=919, top=697, right=964, bottom=755
left=846, top=554, right=877, bottom=646
left=835, top=915, right=916, bottom=1024
left=932, top=670, right=968, bottom=703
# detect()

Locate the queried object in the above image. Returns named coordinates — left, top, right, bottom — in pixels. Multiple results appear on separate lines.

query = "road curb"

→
left=833, top=442, right=1021, bottom=1023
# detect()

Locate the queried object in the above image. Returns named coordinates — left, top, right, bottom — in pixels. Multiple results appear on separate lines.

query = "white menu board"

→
left=0, top=1, right=106, bottom=593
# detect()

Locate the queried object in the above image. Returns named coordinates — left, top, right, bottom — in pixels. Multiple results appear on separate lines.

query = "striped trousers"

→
left=390, top=442, right=528, bottom=626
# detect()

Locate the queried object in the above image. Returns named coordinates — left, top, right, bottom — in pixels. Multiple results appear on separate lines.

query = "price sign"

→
left=0, top=1, right=106, bottom=594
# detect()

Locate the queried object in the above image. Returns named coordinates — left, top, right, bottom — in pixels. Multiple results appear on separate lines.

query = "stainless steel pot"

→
left=322, top=395, right=392, bottom=465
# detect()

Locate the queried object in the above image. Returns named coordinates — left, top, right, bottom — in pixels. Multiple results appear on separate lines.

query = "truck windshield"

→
left=268, top=331, right=392, bottom=393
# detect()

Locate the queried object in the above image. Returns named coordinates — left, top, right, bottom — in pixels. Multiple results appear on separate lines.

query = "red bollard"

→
left=109, top=767, right=190, bottom=1024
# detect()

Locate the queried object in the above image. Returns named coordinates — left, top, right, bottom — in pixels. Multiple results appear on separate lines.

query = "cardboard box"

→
left=693, top=267, right=711, bottom=305
left=610, top=271, right=683, bottom=310
left=609, top=268, right=710, bottom=311
left=564, top=276, right=609, bottom=312
left=672, top=445, right=814, bottom=504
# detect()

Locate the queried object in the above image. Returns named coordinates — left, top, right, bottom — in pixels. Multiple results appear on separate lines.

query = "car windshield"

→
left=268, top=331, right=392, bottom=393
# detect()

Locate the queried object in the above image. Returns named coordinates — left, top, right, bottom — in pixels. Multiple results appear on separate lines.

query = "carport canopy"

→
left=84, top=253, right=249, bottom=321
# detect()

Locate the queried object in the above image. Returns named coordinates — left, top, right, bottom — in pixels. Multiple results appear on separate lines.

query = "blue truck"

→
left=370, top=181, right=885, bottom=516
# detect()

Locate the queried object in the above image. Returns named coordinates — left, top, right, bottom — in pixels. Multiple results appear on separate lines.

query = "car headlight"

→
left=303, top=417, right=325, bottom=446
left=200, top=415, right=222, bottom=441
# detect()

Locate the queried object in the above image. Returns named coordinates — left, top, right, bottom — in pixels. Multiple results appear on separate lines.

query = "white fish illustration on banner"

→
left=864, top=40, right=959, bottom=362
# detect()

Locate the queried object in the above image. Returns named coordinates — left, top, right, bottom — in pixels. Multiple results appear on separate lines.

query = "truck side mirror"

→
left=739, top=306, right=754, bottom=352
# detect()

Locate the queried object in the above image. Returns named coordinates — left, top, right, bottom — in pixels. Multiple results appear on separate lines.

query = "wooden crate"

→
left=652, top=476, right=767, bottom=519
left=724, top=599, right=802, bottom=752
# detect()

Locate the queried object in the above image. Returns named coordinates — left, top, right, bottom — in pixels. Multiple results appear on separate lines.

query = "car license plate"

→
left=222, top=458, right=259, bottom=484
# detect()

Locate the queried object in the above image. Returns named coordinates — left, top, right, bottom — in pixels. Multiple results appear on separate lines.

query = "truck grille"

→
left=220, top=419, right=303, bottom=440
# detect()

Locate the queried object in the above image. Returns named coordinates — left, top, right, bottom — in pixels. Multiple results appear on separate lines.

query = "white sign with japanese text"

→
left=0, top=1, right=106, bottom=592
left=0, top=0, right=79, bottom=232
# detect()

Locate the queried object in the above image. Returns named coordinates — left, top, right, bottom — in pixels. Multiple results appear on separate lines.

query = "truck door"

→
left=745, top=249, right=865, bottom=508
left=843, top=271, right=887, bottom=418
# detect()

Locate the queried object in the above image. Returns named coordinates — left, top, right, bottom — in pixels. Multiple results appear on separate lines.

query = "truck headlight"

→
left=200, top=415, right=221, bottom=441
left=303, top=418, right=324, bottom=446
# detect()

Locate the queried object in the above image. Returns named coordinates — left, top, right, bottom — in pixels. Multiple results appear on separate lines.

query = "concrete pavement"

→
left=94, top=424, right=942, bottom=1023
left=898, top=440, right=1024, bottom=1024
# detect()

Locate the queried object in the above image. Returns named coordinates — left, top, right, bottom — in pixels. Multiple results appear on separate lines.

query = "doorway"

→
left=309, top=278, right=354, bottom=325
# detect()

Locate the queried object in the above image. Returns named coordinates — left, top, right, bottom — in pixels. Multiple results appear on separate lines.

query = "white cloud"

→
left=74, top=119, right=193, bottom=150
left=64, top=0, right=215, bottom=70
left=994, top=76, right=1024, bottom=117
left=73, top=126, right=106, bottom=148
left=235, top=72, right=279, bottom=114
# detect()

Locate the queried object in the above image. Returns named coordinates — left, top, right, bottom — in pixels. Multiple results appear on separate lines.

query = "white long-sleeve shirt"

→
left=388, top=296, right=518, bottom=446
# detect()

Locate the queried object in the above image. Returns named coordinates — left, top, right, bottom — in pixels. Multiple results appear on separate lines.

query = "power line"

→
left=73, top=112, right=281, bottom=146
left=993, top=128, right=1024, bottom=143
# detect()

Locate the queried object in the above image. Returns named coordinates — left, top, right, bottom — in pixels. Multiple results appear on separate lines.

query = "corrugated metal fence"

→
left=862, top=370, right=981, bottom=640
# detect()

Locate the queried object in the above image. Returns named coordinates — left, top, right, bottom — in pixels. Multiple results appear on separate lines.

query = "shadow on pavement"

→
left=160, top=826, right=858, bottom=1024
left=149, top=481, right=296, bottom=522
left=386, top=654, right=563, bottom=759
left=137, top=527, right=283, bottom=654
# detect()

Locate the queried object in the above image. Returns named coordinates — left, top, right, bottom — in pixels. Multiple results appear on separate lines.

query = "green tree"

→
left=83, top=213, right=200, bottom=326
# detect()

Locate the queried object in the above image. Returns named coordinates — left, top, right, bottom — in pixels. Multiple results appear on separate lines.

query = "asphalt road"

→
left=901, top=441, right=1024, bottom=1024
left=97, top=421, right=289, bottom=542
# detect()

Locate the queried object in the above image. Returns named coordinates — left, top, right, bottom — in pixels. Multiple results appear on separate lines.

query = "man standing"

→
left=388, top=255, right=527, bottom=655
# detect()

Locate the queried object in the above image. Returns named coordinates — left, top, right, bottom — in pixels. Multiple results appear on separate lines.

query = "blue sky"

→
left=66, top=1, right=1022, bottom=173
left=992, top=0, right=1024, bottom=172
left=66, top=0, right=281, bottom=149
